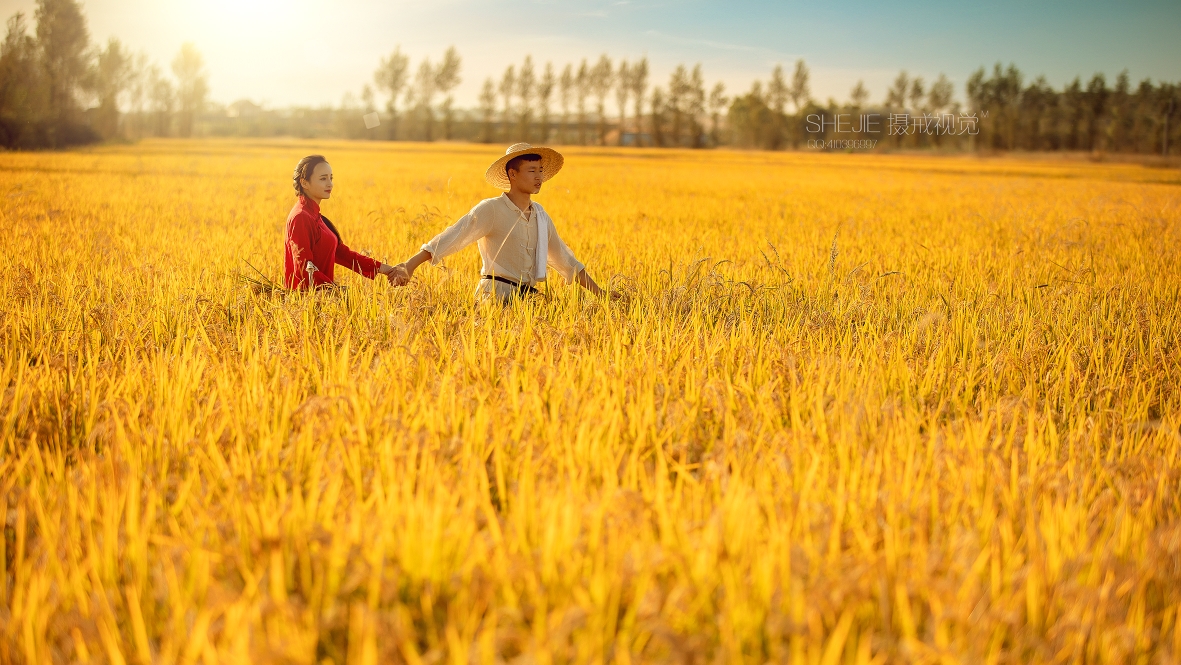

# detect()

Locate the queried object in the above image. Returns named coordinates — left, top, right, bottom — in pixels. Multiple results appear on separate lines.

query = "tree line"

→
left=2, top=1, right=1178, bottom=155
left=0, top=0, right=210, bottom=149
left=966, top=64, right=1179, bottom=154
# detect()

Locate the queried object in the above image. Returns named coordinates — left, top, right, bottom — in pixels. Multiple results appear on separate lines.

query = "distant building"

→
left=226, top=100, right=263, bottom=119
left=620, top=132, right=652, bottom=147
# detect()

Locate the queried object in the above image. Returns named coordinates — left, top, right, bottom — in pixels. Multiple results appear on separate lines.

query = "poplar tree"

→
left=91, top=37, right=130, bottom=139
left=498, top=64, right=515, bottom=141
left=434, top=46, right=461, bottom=140
left=374, top=47, right=409, bottom=140
left=538, top=62, right=555, bottom=143
left=630, top=58, right=648, bottom=146
left=559, top=63, right=573, bottom=143
left=36, top=0, right=89, bottom=145
left=516, top=55, right=535, bottom=140
left=590, top=55, right=613, bottom=145
left=171, top=42, right=207, bottom=138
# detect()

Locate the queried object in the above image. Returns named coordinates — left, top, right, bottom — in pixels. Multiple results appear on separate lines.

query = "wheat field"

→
left=1, top=139, right=1180, bottom=664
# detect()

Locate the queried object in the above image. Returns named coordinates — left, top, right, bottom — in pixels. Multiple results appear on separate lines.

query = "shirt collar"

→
left=298, top=194, right=321, bottom=217
left=499, top=193, right=532, bottom=217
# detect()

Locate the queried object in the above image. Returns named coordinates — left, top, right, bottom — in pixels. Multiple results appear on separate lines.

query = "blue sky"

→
left=1, top=0, right=1178, bottom=109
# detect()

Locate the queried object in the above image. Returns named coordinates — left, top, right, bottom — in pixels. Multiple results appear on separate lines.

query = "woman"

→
left=284, top=154, right=401, bottom=290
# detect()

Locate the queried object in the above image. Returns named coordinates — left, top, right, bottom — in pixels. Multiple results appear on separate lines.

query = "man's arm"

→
left=575, top=269, right=608, bottom=297
left=390, top=207, right=486, bottom=287
left=543, top=212, right=618, bottom=299
left=389, top=249, right=432, bottom=286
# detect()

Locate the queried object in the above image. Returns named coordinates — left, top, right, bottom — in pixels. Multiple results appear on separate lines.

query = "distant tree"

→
left=575, top=59, right=589, bottom=144
left=36, top=0, right=90, bottom=144
left=907, top=76, right=926, bottom=146
left=996, top=64, right=1023, bottom=149
left=908, top=77, right=925, bottom=111
left=688, top=64, right=706, bottom=147
left=124, top=51, right=150, bottom=139
left=147, top=63, right=173, bottom=136
left=558, top=63, right=573, bottom=143
left=886, top=71, right=909, bottom=109
left=337, top=91, right=359, bottom=138
left=90, top=37, right=130, bottom=139
left=171, top=42, right=207, bottom=138
left=1109, top=70, right=1132, bottom=151
left=1161, top=83, right=1178, bottom=156
left=615, top=60, right=630, bottom=145
left=498, top=64, right=514, bottom=141
left=590, top=55, right=613, bottom=145
left=0, top=12, right=45, bottom=148
left=965, top=66, right=987, bottom=147
left=630, top=57, right=648, bottom=145
left=1060, top=76, right=1084, bottom=150
left=849, top=80, right=870, bottom=109
left=789, top=59, right=810, bottom=113
left=1085, top=73, right=1109, bottom=151
left=786, top=60, right=810, bottom=148
left=434, top=46, right=461, bottom=140
left=538, top=62, right=554, bottom=142
left=650, top=85, right=665, bottom=146
left=708, top=81, right=727, bottom=146
left=927, top=74, right=953, bottom=111
left=766, top=65, right=788, bottom=148
left=374, top=47, right=409, bottom=139
left=478, top=77, right=496, bottom=143
left=1020, top=75, right=1054, bottom=150
left=1129, top=78, right=1154, bottom=153
left=408, top=58, right=438, bottom=140
left=728, top=81, right=774, bottom=149
left=967, top=63, right=1023, bottom=150
left=516, top=55, right=534, bottom=141
left=359, top=84, right=377, bottom=140
left=667, top=65, right=689, bottom=146
left=926, top=74, right=955, bottom=146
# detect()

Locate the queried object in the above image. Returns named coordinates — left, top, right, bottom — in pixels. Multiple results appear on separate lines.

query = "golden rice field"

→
left=1, top=139, right=1180, bottom=664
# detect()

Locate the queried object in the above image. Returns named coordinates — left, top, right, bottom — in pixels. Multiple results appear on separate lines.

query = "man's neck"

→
left=505, top=189, right=532, bottom=212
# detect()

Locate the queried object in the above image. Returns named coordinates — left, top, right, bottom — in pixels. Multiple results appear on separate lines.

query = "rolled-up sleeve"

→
left=545, top=216, right=585, bottom=283
left=422, top=205, right=491, bottom=265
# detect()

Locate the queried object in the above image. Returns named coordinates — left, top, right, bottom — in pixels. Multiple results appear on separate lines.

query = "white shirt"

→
left=421, top=194, right=585, bottom=287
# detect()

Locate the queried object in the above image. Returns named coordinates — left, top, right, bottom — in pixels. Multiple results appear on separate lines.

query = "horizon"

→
left=0, top=0, right=1179, bottom=112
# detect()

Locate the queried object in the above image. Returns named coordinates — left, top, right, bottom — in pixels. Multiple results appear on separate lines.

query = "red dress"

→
left=284, top=195, right=379, bottom=289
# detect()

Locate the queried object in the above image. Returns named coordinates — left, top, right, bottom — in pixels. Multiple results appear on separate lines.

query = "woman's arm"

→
left=333, top=235, right=382, bottom=279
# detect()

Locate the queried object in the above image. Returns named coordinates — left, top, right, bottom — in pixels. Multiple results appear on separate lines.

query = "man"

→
left=390, top=143, right=612, bottom=303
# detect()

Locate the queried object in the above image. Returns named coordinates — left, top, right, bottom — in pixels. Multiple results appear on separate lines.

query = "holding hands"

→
left=387, top=263, right=412, bottom=286
left=383, top=250, right=433, bottom=288
left=376, top=263, right=411, bottom=286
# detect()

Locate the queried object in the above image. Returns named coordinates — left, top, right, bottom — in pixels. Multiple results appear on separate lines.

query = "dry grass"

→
left=1, top=139, right=1180, bottom=664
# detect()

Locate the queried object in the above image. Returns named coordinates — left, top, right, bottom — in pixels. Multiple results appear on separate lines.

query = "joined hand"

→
left=377, top=263, right=410, bottom=286
left=387, top=263, right=411, bottom=286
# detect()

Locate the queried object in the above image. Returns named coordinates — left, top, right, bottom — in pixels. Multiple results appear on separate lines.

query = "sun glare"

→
left=191, top=0, right=295, bottom=42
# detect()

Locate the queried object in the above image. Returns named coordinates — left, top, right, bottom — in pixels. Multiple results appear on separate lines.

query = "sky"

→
left=1, top=0, right=1179, bottom=110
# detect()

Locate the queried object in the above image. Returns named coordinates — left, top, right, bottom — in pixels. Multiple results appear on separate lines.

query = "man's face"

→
left=508, top=160, right=543, bottom=194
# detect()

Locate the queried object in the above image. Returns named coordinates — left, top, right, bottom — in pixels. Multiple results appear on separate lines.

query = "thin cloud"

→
left=644, top=29, right=796, bottom=60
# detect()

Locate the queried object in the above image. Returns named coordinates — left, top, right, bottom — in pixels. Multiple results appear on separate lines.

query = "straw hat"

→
left=484, top=143, right=564, bottom=191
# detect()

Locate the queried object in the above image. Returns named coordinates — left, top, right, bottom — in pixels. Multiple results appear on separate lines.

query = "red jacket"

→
left=284, top=195, right=379, bottom=289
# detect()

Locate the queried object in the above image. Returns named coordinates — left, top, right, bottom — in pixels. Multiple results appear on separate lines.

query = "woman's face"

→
left=301, top=162, right=333, bottom=201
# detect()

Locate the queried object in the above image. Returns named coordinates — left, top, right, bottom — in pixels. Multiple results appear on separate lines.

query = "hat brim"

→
left=485, top=146, right=564, bottom=191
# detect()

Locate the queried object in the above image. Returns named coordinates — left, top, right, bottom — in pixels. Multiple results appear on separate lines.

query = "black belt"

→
left=482, top=274, right=540, bottom=296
